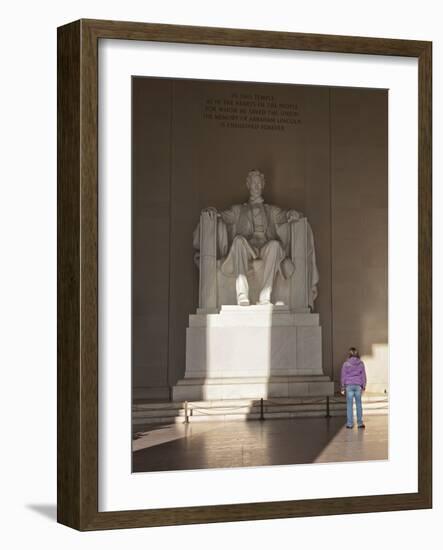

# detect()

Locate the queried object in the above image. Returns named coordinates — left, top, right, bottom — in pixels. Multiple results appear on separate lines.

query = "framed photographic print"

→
left=57, top=19, right=432, bottom=530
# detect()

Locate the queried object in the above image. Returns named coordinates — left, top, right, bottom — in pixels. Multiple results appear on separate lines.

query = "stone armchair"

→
left=194, top=210, right=319, bottom=313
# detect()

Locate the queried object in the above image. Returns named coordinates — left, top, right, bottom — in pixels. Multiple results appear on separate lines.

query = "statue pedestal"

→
left=172, top=305, right=334, bottom=401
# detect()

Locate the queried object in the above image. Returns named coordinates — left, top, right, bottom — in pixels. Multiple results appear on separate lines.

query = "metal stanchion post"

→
left=260, top=398, right=265, bottom=421
left=184, top=400, right=189, bottom=424
left=325, top=396, right=331, bottom=418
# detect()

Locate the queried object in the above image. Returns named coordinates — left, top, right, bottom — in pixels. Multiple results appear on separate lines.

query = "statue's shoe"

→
left=237, top=295, right=250, bottom=306
left=258, top=300, right=272, bottom=305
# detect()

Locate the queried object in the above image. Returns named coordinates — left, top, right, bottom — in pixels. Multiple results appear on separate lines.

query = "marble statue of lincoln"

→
left=193, top=169, right=319, bottom=307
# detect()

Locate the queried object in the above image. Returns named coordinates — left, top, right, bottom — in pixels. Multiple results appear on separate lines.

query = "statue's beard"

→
left=249, top=191, right=264, bottom=204
left=249, top=191, right=262, bottom=201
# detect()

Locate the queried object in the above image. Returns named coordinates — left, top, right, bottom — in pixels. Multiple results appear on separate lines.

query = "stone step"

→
left=132, top=395, right=388, bottom=424
left=133, top=407, right=387, bottom=425
left=133, top=394, right=387, bottom=410
left=133, top=397, right=387, bottom=414
left=133, top=402, right=387, bottom=419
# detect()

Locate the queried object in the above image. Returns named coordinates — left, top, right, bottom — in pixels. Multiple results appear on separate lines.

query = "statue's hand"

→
left=286, top=209, right=303, bottom=223
left=312, top=285, right=318, bottom=302
left=201, top=206, right=219, bottom=219
left=193, top=251, right=200, bottom=268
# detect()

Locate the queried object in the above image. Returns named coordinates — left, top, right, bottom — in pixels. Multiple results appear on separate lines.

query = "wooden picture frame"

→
left=57, top=19, right=432, bottom=530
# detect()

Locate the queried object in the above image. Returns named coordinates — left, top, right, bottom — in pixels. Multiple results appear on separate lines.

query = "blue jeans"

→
left=346, top=385, right=363, bottom=427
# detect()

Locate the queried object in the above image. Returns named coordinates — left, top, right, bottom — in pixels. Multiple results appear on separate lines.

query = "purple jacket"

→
left=341, top=357, right=367, bottom=389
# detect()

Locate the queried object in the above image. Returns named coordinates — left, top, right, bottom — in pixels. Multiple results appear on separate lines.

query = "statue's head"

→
left=246, top=169, right=265, bottom=198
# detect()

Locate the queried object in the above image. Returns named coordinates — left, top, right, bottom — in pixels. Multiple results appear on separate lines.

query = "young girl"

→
left=340, top=347, right=367, bottom=429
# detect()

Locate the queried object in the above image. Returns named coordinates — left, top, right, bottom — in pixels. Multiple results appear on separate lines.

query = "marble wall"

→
left=132, top=77, right=388, bottom=397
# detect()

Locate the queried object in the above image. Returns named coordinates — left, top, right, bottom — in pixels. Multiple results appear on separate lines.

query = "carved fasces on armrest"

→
left=289, top=218, right=308, bottom=311
left=289, top=218, right=319, bottom=311
left=198, top=210, right=218, bottom=310
left=194, top=208, right=229, bottom=259
left=199, top=210, right=217, bottom=258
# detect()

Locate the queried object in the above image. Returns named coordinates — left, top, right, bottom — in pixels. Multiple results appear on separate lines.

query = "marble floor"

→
left=132, top=415, right=388, bottom=473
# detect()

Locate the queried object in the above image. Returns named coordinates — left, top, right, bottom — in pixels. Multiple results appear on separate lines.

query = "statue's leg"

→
left=236, top=275, right=249, bottom=306
left=259, top=240, right=284, bottom=304
left=231, top=235, right=253, bottom=305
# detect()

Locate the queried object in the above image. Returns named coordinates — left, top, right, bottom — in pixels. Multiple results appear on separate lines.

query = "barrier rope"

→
left=190, top=404, right=253, bottom=413
left=265, top=398, right=326, bottom=406
left=186, top=399, right=387, bottom=410
left=181, top=396, right=388, bottom=422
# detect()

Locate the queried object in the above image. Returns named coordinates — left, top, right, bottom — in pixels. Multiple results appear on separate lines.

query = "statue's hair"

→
left=348, top=347, right=360, bottom=358
left=246, top=169, right=265, bottom=188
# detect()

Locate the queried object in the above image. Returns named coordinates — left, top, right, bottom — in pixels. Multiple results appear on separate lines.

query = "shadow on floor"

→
left=132, top=415, right=388, bottom=473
